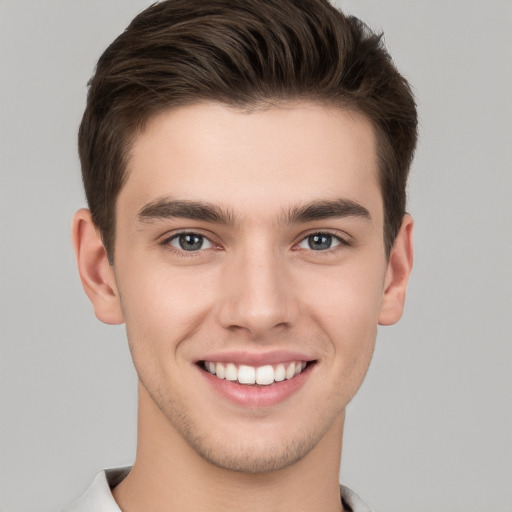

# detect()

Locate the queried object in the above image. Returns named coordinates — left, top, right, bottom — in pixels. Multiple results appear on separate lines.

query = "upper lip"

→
left=196, top=350, right=316, bottom=366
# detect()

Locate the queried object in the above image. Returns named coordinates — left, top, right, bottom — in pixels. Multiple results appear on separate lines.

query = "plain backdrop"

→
left=1, top=1, right=511, bottom=511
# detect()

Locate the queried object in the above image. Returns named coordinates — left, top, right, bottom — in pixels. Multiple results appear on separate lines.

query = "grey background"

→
left=1, top=1, right=511, bottom=511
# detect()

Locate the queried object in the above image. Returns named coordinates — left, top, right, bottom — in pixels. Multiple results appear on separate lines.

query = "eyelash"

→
left=294, top=231, right=351, bottom=256
left=160, top=230, right=351, bottom=256
left=160, top=231, right=217, bottom=257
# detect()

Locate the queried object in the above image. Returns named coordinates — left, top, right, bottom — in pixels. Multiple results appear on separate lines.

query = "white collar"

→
left=62, top=467, right=128, bottom=512
left=63, top=467, right=374, bottom=512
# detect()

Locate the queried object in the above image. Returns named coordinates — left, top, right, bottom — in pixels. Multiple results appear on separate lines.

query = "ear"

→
left=71, top=208, right=124, bottom=325
left=378, top=214, right=414, bottom=326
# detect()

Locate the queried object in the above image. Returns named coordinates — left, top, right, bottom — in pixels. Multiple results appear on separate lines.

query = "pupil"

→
left=309, top=234, right=331, bottom=250
left=179, top=234, right=203, bottom=251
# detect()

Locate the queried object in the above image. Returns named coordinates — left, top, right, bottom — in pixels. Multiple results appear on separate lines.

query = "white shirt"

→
left=63, top=467, right=374, bottom=512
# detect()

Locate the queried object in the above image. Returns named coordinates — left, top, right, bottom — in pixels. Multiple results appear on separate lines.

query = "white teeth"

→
left=285, top=362, right=296, bottom=380
left=238, top=365, right=256, bottom=384
left=225, top=363, right=237, bottom=381
left=204, top=360, right=308, bottom=385
left=274, top=364, right=286, bottom=382
left=215, top=362, right=225, bottom=379
left=256, top=365, right=274, bottom=385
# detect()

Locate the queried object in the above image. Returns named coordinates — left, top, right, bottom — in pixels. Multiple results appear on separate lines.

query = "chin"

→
left=166, top=403, right=344, bottom=475
left=186, top=432, right=319, bottom=474
left=138, top=364, right=347, bottom=475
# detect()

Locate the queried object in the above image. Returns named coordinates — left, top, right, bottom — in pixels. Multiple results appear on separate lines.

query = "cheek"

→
left=117, top=262, right=218, bottom=356
left=299, top=261, right=384, bottom=358
left=307, top=276, right=381, bottom=404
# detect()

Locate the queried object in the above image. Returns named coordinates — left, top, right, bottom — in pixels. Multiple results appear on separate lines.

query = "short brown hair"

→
left=79, top=0, right=417, bottom=260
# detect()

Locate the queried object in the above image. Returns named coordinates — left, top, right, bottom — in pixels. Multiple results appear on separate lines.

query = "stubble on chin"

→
left=142, top=379, right=343, bottom=475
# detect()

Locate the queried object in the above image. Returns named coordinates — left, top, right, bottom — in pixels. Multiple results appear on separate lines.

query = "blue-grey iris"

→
left=179, top=234, right=204, bottom=251
left=308, top=234, right=333, bottom=250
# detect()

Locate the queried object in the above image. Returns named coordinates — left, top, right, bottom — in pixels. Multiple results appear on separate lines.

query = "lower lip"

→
left=198, top=364, right=313, bottom=408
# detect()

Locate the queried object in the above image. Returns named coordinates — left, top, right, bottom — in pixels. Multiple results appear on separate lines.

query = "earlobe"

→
left=71, top=208, right=124, bottom=325
left=378, top=214, right=414, bottom=326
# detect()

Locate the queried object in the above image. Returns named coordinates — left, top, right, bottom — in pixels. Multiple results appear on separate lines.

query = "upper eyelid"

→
left=161, top=232, right=218, bottom=256
left=160, top=229, right=216, bottom=243
left=159, top=231, right=217, bottom=254
left=295, top=229, right=351, bottom=245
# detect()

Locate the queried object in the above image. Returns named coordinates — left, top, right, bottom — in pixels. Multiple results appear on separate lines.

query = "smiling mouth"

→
left=200, top=360, right=314, bottom=386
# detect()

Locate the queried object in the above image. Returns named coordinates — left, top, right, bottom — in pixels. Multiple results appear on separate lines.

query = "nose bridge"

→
left=218, top=239, right=297, bottom=337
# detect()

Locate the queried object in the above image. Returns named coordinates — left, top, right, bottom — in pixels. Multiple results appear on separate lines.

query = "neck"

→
left=113, top=382, right=346, bottom=512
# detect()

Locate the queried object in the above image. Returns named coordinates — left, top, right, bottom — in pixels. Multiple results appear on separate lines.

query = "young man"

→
left=68, top=0, right=417, bottom=510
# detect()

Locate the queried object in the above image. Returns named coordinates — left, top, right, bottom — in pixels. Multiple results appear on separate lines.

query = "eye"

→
left=167, top=233, right=213, bottom=252
left=297, top=233, right=342, bottom=251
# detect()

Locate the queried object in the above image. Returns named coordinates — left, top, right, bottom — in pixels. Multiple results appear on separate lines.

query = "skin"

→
left=73, top=102, right=413, bottom=512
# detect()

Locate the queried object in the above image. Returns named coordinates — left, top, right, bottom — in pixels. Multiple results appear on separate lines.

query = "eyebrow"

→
left=137, top=197, right=371, bottom=225
left=286, top=198, right=371, bottom=223
left=138, top=198, right=236, bottom=225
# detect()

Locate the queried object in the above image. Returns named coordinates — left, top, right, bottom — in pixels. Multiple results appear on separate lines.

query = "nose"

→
left=217, top=245, right=299, bottom=339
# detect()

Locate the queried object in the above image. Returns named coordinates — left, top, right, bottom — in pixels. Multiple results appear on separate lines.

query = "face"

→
left=83, top=102, right=411, bottom=473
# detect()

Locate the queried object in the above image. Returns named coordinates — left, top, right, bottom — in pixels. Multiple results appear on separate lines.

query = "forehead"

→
left=120, top=102, right=382, bottom=224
